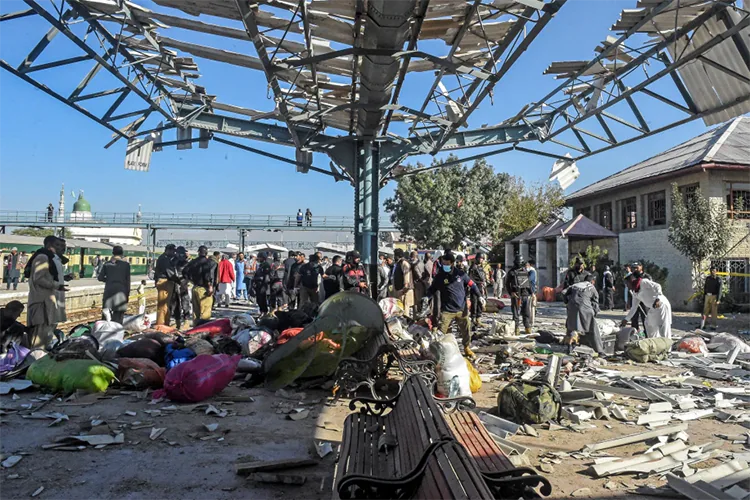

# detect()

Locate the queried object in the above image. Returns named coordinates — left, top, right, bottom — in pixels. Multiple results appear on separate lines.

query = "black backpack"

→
left=300, top=263, right=319, bottom=288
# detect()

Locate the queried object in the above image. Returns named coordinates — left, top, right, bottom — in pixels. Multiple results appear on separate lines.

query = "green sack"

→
left=27, top=355, right=115, bottom=393
left=624, top=337, right=673, bottom=363
left=497, top=380, right=561, bottom=424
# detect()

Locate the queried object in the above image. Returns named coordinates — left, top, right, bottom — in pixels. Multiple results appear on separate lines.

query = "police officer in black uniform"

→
left=342, top=250, right=369, bottom=294
left=505, top=255, right=533, bottom=335
left=468, top=252, right=489, bottom=328
left=253, top=251, right=272, bottom=315
left=269, top=252, right=285, bottom=312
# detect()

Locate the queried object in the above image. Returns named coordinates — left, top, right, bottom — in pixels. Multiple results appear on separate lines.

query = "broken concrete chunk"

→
left=149, top=428, right=166, bottom=441
left=571, top=487, right=591, bottom=497
left=287, top=409, right=310, bottom=421
left=204, top=423, right=219, bottom=432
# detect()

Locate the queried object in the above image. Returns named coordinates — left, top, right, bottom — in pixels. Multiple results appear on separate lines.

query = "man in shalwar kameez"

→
left=564, top=277, right=605, bottom=354
left=622, top=277, right=672, bottom=339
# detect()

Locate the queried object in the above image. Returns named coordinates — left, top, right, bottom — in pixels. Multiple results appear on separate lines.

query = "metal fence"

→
left=0, top=210, right=356, bottom=229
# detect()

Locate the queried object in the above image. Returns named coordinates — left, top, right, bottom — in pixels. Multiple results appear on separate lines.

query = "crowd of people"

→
left=2, top=237, right=722, bottom=364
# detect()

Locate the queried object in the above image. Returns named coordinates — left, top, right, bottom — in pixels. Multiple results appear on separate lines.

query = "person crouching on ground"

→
left=622, top=276, right=672, bottom=339
left=564, top=274, right=605, bottom=355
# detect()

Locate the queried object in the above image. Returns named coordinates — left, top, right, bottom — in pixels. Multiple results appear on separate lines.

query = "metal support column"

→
left=353, top=140, right=380, bottom=296
left=239, top=229, right=246, bottom=253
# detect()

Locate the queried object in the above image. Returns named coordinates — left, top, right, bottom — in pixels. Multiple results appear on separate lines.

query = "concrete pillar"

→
left=520, top=242, right=530, bottom=263
left=556, top=236, right=569, bottom=287
left=504, top=242, right=514, bottom=270
left=535, top=238, right=548, bottom=289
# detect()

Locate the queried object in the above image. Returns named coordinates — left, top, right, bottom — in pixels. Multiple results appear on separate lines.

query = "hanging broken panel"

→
left=668, top=9, right=750, bottom=126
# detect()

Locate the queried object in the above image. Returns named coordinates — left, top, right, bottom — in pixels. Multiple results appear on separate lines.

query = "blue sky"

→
left=0, top=0, right=712, bottom=218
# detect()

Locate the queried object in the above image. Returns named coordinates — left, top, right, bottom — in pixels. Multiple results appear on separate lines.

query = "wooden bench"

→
left=334, top=376, right=490, bottom=499
left=446, top=411, right=552, bottom=499
left=335, top=324, right=435, bottom=399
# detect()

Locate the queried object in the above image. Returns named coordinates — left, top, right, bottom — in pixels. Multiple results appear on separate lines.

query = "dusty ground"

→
left=1, top=301, right=748, bottom=499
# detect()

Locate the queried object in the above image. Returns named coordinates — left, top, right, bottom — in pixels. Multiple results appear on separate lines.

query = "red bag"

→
left=163, top=354, right=240, bottom=403
left=182, top=319, right=232, bottom=338
left=117, top=358, right=166, bottom=389
left=277, top=328, right=304, bottom=345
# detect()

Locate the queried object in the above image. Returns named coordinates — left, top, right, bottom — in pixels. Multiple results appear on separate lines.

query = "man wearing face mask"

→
left=426, top=252, right=481, bottom=359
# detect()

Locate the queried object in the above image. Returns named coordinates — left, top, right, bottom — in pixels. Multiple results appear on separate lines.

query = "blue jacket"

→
left=428, top=268, right=479, bottom=313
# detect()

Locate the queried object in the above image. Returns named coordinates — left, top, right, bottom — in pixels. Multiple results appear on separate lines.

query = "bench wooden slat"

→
left=447, top=411, right=514, bottom=474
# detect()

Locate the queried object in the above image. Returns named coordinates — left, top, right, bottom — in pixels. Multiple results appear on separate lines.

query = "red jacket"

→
left=218, top=259, right=235, bottom=284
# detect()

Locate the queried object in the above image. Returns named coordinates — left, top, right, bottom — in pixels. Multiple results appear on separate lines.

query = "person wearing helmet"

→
left=342, top=250, right=369, bottom=293
left=253, top=251, right=272, bottom=315
left=426, top=252, right=481, bottom=359
left=505, top=254, right=533, bottom=335
left=269, top=252, right=285, bottom=312
left=468, top=253, right=491, bottom=328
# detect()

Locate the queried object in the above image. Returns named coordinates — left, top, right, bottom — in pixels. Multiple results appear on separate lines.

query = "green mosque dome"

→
left=72, top=193, right=91, bottom=213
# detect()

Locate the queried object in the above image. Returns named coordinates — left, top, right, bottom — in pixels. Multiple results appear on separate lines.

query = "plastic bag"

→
left=27, top=355, right=115, bottom=393
left=165, top=344, right=196, bottom=371
left=708, top=333, right=750, bottom=354
left=117, top=339, right=165, bottom=366
left=677, top=336, right=709, bottom=354
left=122, top=314, right=150, bottom=333
left=49, top=335, right=99, bottom=361
left=596, top=319, right=618, bottom=336
left=163, top=354, right=240, bottom=403
left=117, top=358, right=165, bottom=389
left=233, top=328, right=273, bottom=356
left=430, top=334, right=471, bottom=398
left=465, top=358, right=482, bottom=393
left=92, top=321, right=125, bottom=345
left=0, top=343, right=30, bottom=375
left=378, top=298, right=404, bottom=319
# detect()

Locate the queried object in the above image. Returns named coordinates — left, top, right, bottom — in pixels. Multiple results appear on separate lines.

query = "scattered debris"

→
left=571, top=487, right=591, bottom=497
left=2, top=455, right=23, bottom=468
left=314, top=441, right=333, bottom=458
left=204, top=423, right=219, bottom=432
left=0, top=380, right=33, bottom=395
left=149, top=428, right=166, bottom=441
left=235, top=458, right=317, bottom=476
left=584, top=423, right=688, bottom=452
left=287, top=409, right=310, bottom=421
left=31, top=486, right=44, bottom=497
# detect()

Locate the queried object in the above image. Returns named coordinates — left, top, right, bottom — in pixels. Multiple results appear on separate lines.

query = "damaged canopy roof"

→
left=69, top=0, right=559, bottom=138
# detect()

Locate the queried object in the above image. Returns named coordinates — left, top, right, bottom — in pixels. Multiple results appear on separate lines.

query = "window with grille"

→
left=710, top=259, right=749, bottom=305
left=620, top=197, right=637, bottom=229
left=597, top=202, right=612, bottom=230
left=680, top=184, right=700, bottom=208
left=575, top=206, right=591, bottom=219
left=726, top=182, right=750, bottom=220
left=647, top=191, right=666, bottom=226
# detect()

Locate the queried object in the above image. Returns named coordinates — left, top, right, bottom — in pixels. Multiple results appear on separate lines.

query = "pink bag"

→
left=163, top=354, right=240, bottom=403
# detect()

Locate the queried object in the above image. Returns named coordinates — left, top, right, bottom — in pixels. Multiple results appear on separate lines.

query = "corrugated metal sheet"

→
left=566, top=116, right=750, bottom=202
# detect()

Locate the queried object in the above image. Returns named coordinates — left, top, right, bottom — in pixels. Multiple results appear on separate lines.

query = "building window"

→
left=710, top=259, right=749, bottom=305
left=726, top=182, right=750, bottom=220
left=680, top=184, right=700, bottom=208
left=647, top=191, right=666, bottom=226
left=620, top=197, right=637, bottom=230
left=597, top=202, right=612, bottom=230
left=575, top=206, right=591, bottom=219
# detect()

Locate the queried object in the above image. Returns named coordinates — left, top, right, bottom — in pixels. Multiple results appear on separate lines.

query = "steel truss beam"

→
left=515, top=1, right=750, bottom=160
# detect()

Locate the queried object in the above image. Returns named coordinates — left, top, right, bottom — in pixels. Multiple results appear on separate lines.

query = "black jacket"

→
left=183, top=256, right=217, bottom=288
left=154, top=253, right=177, bottom=281
left=324, top=264, right=344, bottom=297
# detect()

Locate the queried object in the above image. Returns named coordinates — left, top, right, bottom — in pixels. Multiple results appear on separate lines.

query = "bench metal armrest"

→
left=349, top=395, right=399, bottom=416
left=482, top=469, right=553, bottom=498
left=433, top=395, right=477, bottom=414
left=337, top=440, right=448, bottom=499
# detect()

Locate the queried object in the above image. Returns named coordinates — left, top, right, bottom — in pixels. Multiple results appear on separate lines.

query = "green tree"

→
left=12, top=227, right=72, bottom=239
left=668, top=183, right=730, bottom=293
left=384, top=155, right=510, bottom=248
left=499, top=177, right=565, bottom=240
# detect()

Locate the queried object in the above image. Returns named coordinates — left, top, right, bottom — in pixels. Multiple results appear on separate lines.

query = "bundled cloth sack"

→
left=183, top=319, right=232, bottom=338
left=49, top=336, right=99, bottom=362
left=117, top=358, right=165, bottom=389
left=625, top=337, right=673, bottom=363
left=498, top=380, right=561, bottom=424
left=230, top=312, right=256, bottom=331
left=429, top=334, right=471, bottom=398
left=677, top=336, right=709, bottom=354
left=185, top=337, right=214, bottom=357
left=27, top=355, right=116, bottom=393
left=162, top=354, right=240, bottom=403
left=596, top=319, right=618, bottom=336
left=117, top=338, right=165, bottom=366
